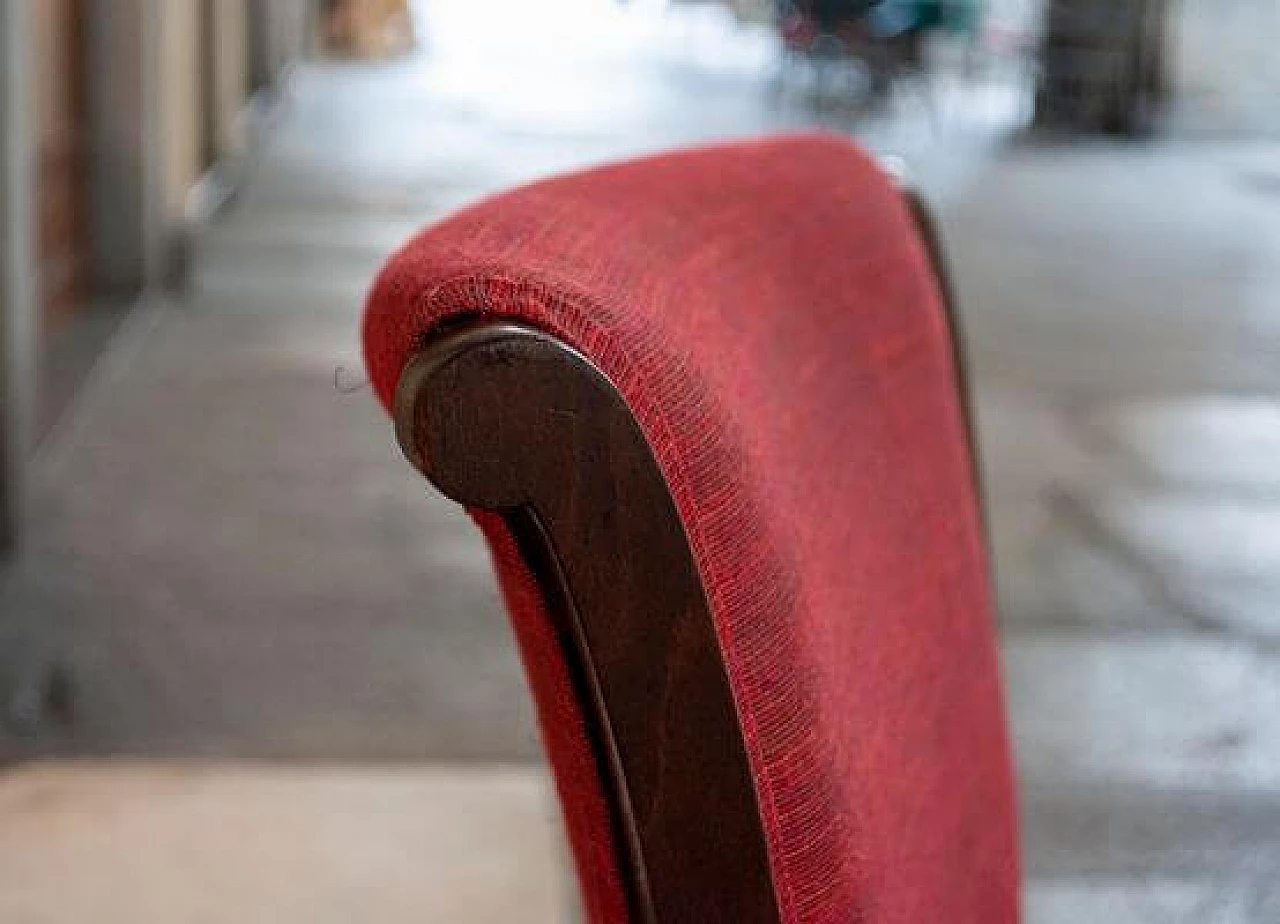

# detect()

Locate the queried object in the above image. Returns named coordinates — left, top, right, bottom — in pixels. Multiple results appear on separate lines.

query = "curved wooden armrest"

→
left=394, top=321, right=780, bottom=923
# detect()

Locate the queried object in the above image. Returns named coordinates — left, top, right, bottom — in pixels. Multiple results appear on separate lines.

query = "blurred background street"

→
left=2, top=0, right=1280, bottom=920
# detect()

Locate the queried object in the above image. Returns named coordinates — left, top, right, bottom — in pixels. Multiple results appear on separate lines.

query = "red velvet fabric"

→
left=364, top=133, right=1019, bottom=923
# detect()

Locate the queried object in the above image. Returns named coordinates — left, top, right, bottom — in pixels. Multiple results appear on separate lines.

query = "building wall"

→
left=5, top=0, right=305, bottom=555
left=0, top=1, right=36, bottom=555
left=211, top=1, right=251, bottom=160
left=156, top=0, right=261, bottom=283
left=1174, top=0, right=1280, bottom=135
left=33, top=0, right=89, bottom=331
left=159, top=0, right=205, bottom=219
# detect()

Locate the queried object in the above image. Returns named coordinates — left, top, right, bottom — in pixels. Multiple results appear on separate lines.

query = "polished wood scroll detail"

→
left=395, top=321, right=781, bottom=924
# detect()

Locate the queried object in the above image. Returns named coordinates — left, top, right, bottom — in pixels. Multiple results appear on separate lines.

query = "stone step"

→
left=2, top=762, right=1276, bottom=923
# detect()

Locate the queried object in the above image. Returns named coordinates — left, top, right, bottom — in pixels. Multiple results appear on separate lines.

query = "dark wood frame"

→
left=395, top=322, right=778, bottom=923
left=392, top=195, right=973, bottom=922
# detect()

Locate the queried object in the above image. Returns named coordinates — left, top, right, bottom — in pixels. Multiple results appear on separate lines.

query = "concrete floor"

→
left=3, top=0, right=1280, bottom=920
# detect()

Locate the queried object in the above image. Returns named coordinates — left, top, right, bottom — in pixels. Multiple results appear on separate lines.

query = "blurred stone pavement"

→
left=3, top=1, right=1280, bottom=921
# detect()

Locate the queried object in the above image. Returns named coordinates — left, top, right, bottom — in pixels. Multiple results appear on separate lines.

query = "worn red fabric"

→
left=364, top=133, right=1019, bottom=923
left=470, top=510, right=630, bottom=924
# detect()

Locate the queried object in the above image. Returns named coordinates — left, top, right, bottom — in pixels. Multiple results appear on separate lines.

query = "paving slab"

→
left=0, top=763, right=563, bottom=924
left=1005, top=635, right=1280, bottom=786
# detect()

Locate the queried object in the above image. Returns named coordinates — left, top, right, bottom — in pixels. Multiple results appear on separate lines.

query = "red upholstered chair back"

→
left=364, top=134, right=1019, bottom=923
